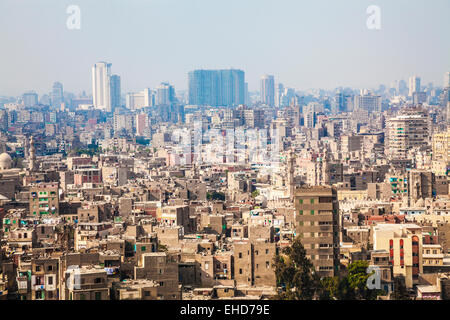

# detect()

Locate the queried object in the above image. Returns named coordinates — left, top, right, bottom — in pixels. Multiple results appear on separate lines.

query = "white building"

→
left=126, top=88, right=153, bottom=110
left=92, top=62, right=112, bottom=112
left=444, top=72, right=450, bottom=89
left=260, top=74, right=275, bottom=107
left=408, top=75, right=421, bottom=97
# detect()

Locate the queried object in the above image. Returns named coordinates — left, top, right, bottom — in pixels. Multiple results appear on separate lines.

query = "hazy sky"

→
left=0, top=0, right=449, bottom=97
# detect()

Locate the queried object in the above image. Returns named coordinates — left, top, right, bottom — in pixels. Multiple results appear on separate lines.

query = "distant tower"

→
left=314, top=160, right=319, bottom=186
left=260, top=74, right=275, bottom=107
left=408, top=75, right=421, bottom=97
left=287, top=149, right=295, bottom=199
left=51, top=82, right=64, bottom=109
left=92, top=62, right=112, bottom=112
left=28, top=136, right=36, bottom=171
left=322, top=148, right=330, bottom=185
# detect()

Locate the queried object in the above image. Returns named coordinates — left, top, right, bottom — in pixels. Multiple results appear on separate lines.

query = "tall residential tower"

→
left=260, top=74, right=275, bottom=107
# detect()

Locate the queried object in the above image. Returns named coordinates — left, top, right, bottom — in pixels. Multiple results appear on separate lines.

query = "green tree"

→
left=207, top=191, right=225, bottom=201
left=251, top=190, right=260, bottom=198
left=318, top=261, right=385, bottom=300
left=318, top=277, right=340, bottom=300
left=273, top=237, right=321, bottom=300
left=158, top=243, right=168, bottom=252
left=347, top=260, right=383, bottom=300
left=391, top=276, right=410, bottom=300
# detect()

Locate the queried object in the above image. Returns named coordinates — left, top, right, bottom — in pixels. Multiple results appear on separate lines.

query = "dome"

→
left=0, top=153, right=12, bottom=170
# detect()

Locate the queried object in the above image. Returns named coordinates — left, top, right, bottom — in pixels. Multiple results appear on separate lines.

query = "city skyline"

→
left=2, top=0, right=450, bottom=305
left=1, top=0, right=450, bottom=96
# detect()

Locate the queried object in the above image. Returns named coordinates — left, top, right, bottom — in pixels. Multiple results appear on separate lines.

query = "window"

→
left=95, top=292, right=102, bottom=300
left=238, top=252, right=242, bottom=259
left=310, top=199, right=314, bottom=204
left=266, top=261, right=270, bottom=268
left=265, top=249, right=269, bottom=254
left=144, top=291, right=150, bottom=297
left=141, top=246, right=146, bottom=252
left=48, top=276, right=53, bottom=285
left=299, top=199, right=303, bottom=204
left=159, top=282, right=164, bottom=287
left=310, top=210, right=314, bottom=215
left=239, top=269, right=243, bottom=274
left=80, top=294, right=86, bottom=300
left=35, top=266, right=41, bottom=272
left=94, top=277, right=102, bottom=284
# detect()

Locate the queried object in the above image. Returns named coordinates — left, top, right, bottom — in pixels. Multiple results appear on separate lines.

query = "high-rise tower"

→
left=92, top=62, right=112, bottom=112
left=260, top=74, right=275, bottom=107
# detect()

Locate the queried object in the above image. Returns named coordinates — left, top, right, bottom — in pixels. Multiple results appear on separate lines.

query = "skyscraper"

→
left=244, top=82, right=249, bottom=106
left=135, top=113, right=149, bottom=137
left=92, top=62, right=112, bottom=112
left=188, top=69, right=245, bottom=107
left=126, top=88, right=154, bottom=110
left=333, top=91, right=344, bottom=114
left=22, top=91, right=38, bottom=107
left=444, top=72, right=450, bottom=89
left=260, top=74, right=275, bottom=107
left=51, top=82, right=64, bottom=109
left=276, top=83, right=284, bottom=108
left=110, top=75, right=121, bottom=110
left=398, top=79, right=408, bottom=96
left=354, top=90, right=382, bottom=112
left=156, top=82, right=176, bottom=106
left=408, top=75, right=421, bottom=97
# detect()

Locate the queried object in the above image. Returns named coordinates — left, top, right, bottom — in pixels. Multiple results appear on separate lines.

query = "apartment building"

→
left=372, top=224, right=423, bottom=288
left=29, top=182, right=59, bottom=216
left=233, top=239, right=276, bottom=288
left=31, top=257, right=59, bottom=300
left=294, top=186, right=340, bottom=277
left=386, top=113, right=429, bottom=160
left=134, top=252, right=181, bottom=299
left=64, top=266, right=110, bottom=300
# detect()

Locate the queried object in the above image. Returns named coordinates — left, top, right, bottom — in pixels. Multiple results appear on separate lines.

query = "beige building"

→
left=422, top=244, right=444, bottom=268
left=112, top=279, right=159, bottom=300
left=432, top=129, right=450, bottom=162
left=233, top=239, right=276, bottom=288
left=29, top=182, right=59, bottom=217
left=372, top=224, right=423, bottom=288
left=386, top=113, right=429, bottom=160
left=294, top=186, right=340, bottom=277
left=134, top=252, right=181, bottom=299
left=64, top=266, right=110, bottom=300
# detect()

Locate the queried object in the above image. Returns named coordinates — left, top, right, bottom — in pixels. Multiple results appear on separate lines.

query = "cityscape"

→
left=1, top=0, right=450, bottom=303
